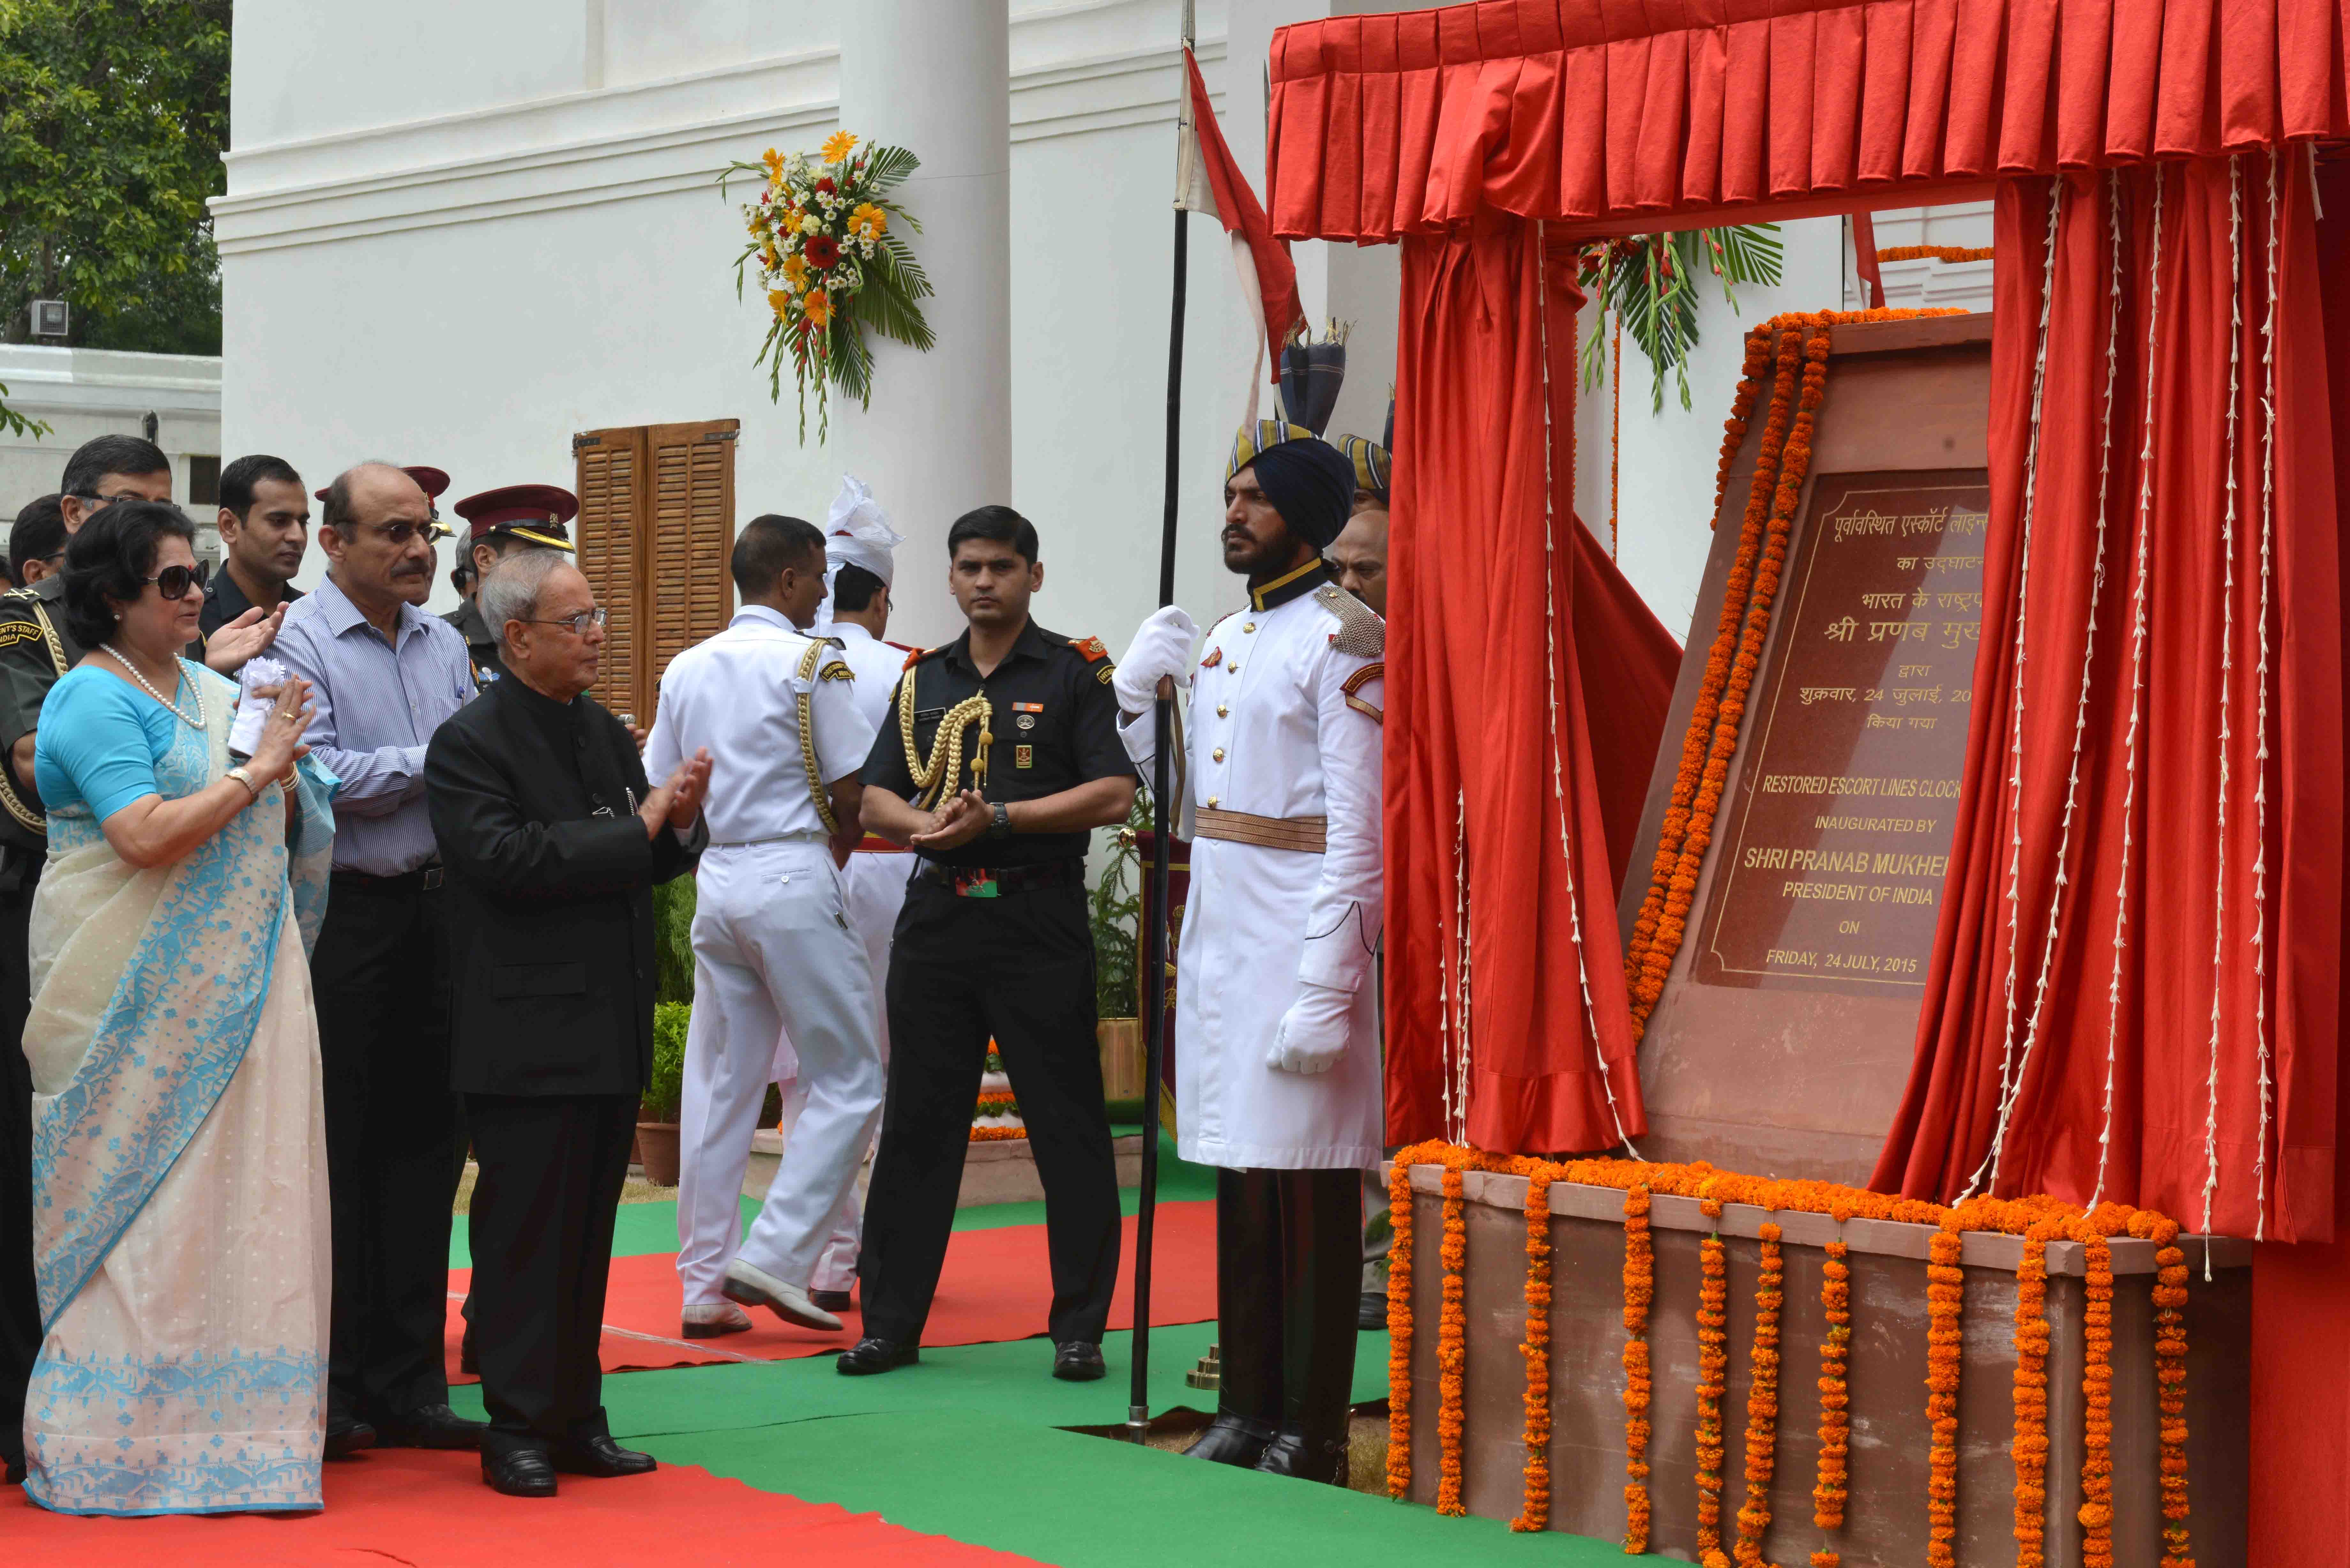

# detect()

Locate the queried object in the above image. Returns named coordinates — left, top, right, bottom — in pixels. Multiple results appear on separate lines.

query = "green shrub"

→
left=646, top=1000, right=691, bottom=1122
left=653, top=875, right=696, bottom=1004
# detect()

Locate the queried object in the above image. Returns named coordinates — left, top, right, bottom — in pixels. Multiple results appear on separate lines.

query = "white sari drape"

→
left=21, top=665, right=337, bottom=1515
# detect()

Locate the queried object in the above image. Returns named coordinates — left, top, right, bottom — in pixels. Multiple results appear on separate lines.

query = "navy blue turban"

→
left=1240, top=436, right=1356, bottom=553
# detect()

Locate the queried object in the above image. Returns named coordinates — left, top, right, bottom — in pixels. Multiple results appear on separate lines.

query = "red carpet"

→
left=445, top=1199, right=1218, bottom=1380
left=0, top=1447, right=1037, bottom=1565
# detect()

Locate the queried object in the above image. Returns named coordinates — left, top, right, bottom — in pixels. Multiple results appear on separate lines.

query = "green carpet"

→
left=452, top=1133, right=1220, bottom=1267
left=644, top=1406, right=1653, bottom=1567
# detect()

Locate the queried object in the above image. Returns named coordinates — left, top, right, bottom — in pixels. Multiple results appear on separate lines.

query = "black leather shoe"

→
left=481, top=1447, right=558, bottom=1498
left=1051, top=1341, right=1105, bottom=1382
left=1359, top=1291, right=1388, bottom=1331
left=323, top=1416, right=377, bottom=1459
left=374, top=1403, right=488, bottom=1451
left=810, top=1288, right=854, bottom=1313
left=1254, top=1425, right=1351, bottom=1486
left=835, top=1336, right=918, bottom=1376
left=4, top=1451, right=26, bottom=1486
left=1183, top=1412, right=1277, bottom=1467
left=550, top=1433, right=657, bottom=1478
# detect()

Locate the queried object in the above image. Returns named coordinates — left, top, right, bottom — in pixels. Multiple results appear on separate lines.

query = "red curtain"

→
left=1385, top=214, right=1672, bottom=1155
left=1870, top=154, right=2343, bottom=1243
left=2246, top=149, right=2350, bottom=1568
left=1267, top=0, right=2350, bottom=243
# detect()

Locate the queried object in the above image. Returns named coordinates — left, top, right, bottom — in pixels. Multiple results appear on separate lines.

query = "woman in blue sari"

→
left=20, top=501, right=336, bottom=1515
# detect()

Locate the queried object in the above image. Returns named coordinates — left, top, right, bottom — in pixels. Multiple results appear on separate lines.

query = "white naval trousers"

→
left=676, top=839, right=885, bottom=1303
left=768, top=849, right=911, bottom=1291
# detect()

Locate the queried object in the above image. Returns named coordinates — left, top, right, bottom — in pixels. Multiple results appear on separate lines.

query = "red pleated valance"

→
left=1266, top=0, right=2350, bottom=241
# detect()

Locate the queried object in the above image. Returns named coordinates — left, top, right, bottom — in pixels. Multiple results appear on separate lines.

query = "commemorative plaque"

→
left=1618, top=314, right=1994, bottom=1184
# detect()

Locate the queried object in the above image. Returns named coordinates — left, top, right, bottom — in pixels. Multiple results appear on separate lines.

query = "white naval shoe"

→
left=680, top=1300, right=754, bottom=1339
left=720, top=1259, right=844, bottom=1332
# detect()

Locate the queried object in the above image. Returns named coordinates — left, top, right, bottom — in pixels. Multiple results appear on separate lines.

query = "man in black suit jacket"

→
left=425, top=549, right=711, bottom=1498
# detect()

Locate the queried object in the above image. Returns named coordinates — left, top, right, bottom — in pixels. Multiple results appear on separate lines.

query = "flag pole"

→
left=1128, top=0, right=1195, bottom=1446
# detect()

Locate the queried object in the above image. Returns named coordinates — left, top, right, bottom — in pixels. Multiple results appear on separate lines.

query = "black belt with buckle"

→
left=913, top=857, right=1084, bottom=899
left=330, top=863, right=446, bottom=893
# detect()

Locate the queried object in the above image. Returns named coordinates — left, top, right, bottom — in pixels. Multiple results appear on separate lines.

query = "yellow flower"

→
left=849, top=202, right=888, bottom=240
left=821, top=130, right=858, bottom=165
left=804, top=290, right=833, bottom=328
left=761, top=245, right=779, bottom=271
left=767, top=289, right=791, bottom=319
left=760, top=147, right=783, bottom=177
left=781, top=253, right=807, bottom=289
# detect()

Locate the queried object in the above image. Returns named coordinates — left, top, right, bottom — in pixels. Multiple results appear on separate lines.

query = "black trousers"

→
left=464, top=1091, right=634, bottom=1459
left=0, top=861, right=39, bottom=1475
left=313, top=873, right=462, bottom=1424
left=860, top=879, right=1120, bottom=1347
left=1216, top=1167, right=1362, bottom=1442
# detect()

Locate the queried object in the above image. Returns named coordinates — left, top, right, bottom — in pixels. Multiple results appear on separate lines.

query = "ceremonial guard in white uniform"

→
left=649, top=515, right=884, bottom=1336
left=1115, top=433, right=1384, bottom=1484
left=769, top=477, right=913, bottom=1308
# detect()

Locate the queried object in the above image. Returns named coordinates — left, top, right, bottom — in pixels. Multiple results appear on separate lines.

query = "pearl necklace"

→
left=102, top=645, right=204, bottom=730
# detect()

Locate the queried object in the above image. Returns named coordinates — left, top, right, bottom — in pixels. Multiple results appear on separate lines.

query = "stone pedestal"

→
left=739, top=1129, right=1147, bottom=1208
left=1392, top=1162, right=2249, bottom=1567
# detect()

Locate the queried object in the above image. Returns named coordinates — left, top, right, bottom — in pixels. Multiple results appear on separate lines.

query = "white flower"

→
left=801, top=214, right=822, bottom=235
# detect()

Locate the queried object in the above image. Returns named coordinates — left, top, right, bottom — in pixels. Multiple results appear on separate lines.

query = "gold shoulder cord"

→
left=795, top=642, right=840, bottom=835
left=0, top=603, right=71, bottom=836
left=894, top=668, right=993, bottom=810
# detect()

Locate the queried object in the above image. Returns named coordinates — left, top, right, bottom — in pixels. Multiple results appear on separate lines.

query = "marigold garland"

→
left=2080, top=1231, right=2116, bottom=1568
left=1695, top=1197, right=1730, bottom=1555
left=2012, top=1221, right=2059, bottom=1567
left=1622, top=1185, right=1655, bottom=1553
left=1436, top=1167, right=1469, bottom=1517
left=1619, top=307, right=1967, bottom=1038
left=1512, top=1170, right=1556, bottom=1532
left=1713, top=326, right=1772, bottom=527
left=1379, top=1140, right=2194, bottom=1557
left=1925, top=1219, right=1966, bottom=1568
left=1386, top=1158, right=1415, bottom=1499
left=1876, top=244, right=1998, bottom=264
left=1728, top=1222, right=1785, bottom=1564
left=2139, top=1213, right=2192, bottom=1566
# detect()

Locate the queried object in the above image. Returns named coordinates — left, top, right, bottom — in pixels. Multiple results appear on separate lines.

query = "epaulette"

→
left=1313, top=583, right=1385, bottom=660
left=0, top=586, right=37, bottom=604
left=1070, top=635, right=1110, bottom=663
left=901, top=646, right=934, bottom=672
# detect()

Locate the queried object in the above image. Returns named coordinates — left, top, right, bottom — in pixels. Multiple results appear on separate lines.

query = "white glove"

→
left=1267, top=981, right=1355, bottom=1075
left=1113, top=605, right=1199, bottom=714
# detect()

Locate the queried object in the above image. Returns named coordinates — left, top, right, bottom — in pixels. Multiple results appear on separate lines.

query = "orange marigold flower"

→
left=821, top=130, right=859, bottom=164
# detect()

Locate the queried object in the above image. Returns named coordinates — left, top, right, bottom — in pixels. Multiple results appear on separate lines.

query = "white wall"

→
left=0, top=346, right=222, bottom=549
left=217, top=0, right=1248, bottom=643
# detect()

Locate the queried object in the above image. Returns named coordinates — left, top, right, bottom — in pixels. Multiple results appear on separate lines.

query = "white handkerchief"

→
left=230, top=654, right=289, bottom=758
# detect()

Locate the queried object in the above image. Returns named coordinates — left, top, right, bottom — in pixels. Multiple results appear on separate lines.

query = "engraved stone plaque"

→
left=1691, top=470, right=1988, bottom=992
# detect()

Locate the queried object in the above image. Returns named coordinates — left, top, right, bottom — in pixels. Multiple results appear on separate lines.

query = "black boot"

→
left=1252, top=1168, right=1361, bottom=1488
left=1184, top=1168, right=1283, bottom=1468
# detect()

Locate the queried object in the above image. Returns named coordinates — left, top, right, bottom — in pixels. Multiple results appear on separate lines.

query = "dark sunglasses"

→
left=145, top=561, right=212, bottom=601
left=353, top=518, right=453, bottom=547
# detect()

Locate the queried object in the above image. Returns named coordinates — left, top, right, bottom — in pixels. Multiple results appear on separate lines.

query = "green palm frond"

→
left=1580, top=223, right=1783, bottom=413
left=859, top=144, right=921, bottom=192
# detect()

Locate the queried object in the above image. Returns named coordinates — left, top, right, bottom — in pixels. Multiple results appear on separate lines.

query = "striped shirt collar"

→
left=315, top=572, right=430, bottom=647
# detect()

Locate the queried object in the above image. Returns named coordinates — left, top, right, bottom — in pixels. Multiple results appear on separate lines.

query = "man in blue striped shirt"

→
left=275, top=462, right=483, bottom=1460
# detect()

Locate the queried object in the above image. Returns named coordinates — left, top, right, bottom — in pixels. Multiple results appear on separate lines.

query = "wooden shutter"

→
left=643, top=419, right=738, bottom=723
left=573, top=426, right=648, bottom=721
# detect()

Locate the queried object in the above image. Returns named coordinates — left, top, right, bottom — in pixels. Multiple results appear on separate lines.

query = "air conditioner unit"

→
left=30, top=300, right=67, bottom=339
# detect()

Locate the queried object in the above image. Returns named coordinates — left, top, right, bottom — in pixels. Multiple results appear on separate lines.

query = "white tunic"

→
left=1120, top=566, right=1385, bottom=1170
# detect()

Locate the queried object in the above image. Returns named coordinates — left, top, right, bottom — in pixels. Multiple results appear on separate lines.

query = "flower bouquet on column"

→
left=723, top=131, right=936, bottom=442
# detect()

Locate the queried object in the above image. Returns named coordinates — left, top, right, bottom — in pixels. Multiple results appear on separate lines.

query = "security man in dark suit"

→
left=424, top=547, right=710, bottom=1497
left=842, top=504, right=1136, bottom=1383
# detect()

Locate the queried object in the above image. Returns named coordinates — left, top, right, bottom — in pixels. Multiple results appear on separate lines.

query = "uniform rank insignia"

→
left=820, top=663, right=856, bottom=682
left=1012, top=703, right=1042, bottom=731
left=1200, top=647, right=1222, bottom=669
left=0, top=622, right=42, bottom=649
left=1072, top=636, right=1110, bottom=662
left=1015, top=744, right=1034, bottom=769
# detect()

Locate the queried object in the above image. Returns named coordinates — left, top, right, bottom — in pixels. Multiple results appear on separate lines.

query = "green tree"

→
left=0, top=0, right=229, bottom=431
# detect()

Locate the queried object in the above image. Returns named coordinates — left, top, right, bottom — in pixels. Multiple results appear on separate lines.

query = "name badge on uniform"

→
left=1014, top=744, right=1034, bottom=769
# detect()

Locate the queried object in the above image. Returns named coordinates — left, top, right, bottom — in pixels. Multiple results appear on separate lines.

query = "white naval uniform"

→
left=646, top=604, right=884, bottom=1303
left=768, top=619, right=911, bottom=1293
left=1119, top=566, right=1385, bottom=1170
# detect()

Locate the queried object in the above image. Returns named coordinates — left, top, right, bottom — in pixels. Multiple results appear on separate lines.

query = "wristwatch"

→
left=987, top=801, right=1013, bottom=839
left=225, top=765, right=261, bottom=800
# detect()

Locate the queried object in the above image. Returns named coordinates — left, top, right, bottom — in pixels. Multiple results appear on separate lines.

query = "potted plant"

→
left=1092, top=790, right=1148, bottom=1114
left=638, top=998, right=690, bottom=1186
left=637, top=875, right=698, bottom=1184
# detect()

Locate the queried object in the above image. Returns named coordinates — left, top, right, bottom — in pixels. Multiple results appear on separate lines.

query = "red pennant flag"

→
left=1174, top=48, right=1303, bottom=380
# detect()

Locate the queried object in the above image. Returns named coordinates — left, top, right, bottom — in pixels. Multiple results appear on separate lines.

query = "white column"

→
left=834, top=0, right=1011, bottom=650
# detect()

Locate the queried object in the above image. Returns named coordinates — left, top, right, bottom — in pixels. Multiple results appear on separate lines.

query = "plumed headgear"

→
left=1338, top=434, right=1390, bottom=507
left=1238, top=436, right=1356, bottom=553
left=823, top=474, right=903, bottom=590
left=1276, top=322, right=1347, bottom=437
